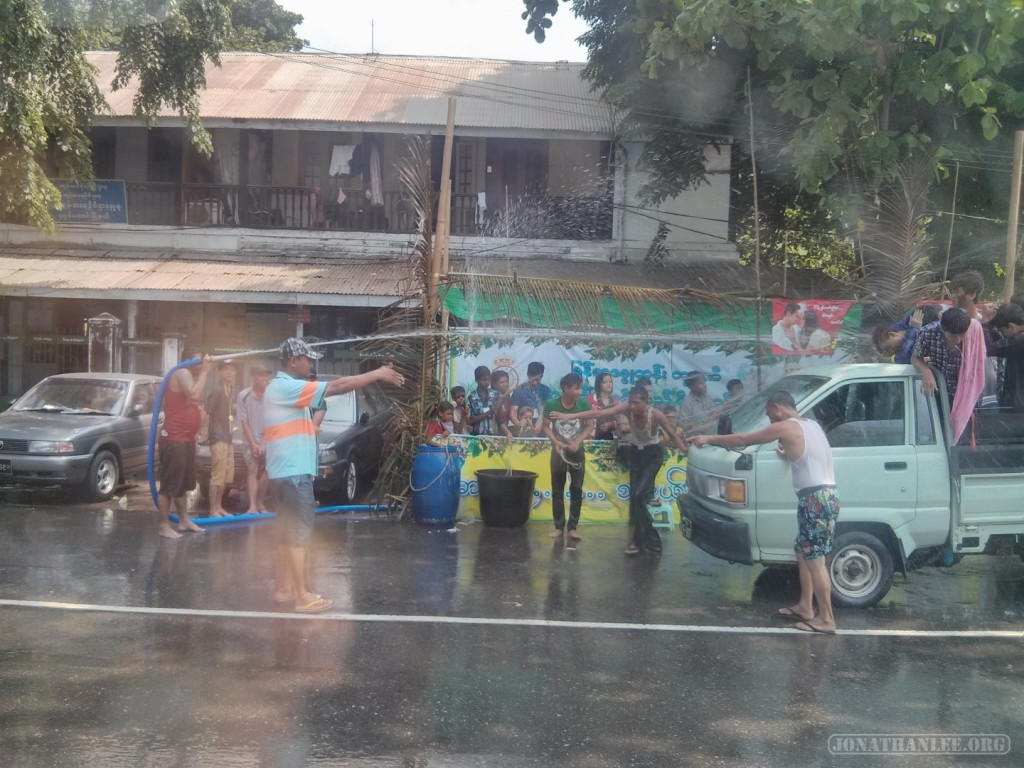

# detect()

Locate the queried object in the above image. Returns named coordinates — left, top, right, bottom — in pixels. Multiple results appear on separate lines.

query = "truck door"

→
left=754, top=378, right=917, bottom=560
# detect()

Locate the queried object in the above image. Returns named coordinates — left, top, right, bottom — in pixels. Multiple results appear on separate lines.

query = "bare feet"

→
left=777, top=606, right=815, bottom=621
left=177, top=520, right=204, bottom=533
left=567, top=530, right=582, bottom=541
left=548, top=529, right=564, bottom=539
left=159, top=526, right=183, bottom=540
left=209, top=510, right=229, bottom=518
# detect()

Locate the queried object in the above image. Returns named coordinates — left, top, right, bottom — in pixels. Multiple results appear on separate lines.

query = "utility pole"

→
left=1003, top=130, right=1024, bottom=303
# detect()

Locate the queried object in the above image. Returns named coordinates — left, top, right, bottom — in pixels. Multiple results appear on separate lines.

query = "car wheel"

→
left=828, top=531, right=894, bottom=608
left=84, top=450, right=120, bottom=502
left=339, top=460, right=359, bottom=504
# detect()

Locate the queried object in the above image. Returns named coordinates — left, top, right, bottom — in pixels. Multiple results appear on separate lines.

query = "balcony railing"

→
left=81, top=182, right=613, bottom=241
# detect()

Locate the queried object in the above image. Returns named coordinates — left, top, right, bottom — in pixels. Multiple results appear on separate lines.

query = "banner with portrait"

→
left=770, top=299, right=855, bottom=356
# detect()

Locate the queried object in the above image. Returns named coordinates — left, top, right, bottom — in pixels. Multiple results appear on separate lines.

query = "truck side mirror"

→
left=717, top=414, right=732, bottom=435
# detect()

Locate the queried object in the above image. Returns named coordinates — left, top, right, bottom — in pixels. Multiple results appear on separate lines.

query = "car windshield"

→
left=320, top=391, right=356, bottom=424
left=726, top=375, right=829, bottom=434
left=13, top=378, right=128, bottom=415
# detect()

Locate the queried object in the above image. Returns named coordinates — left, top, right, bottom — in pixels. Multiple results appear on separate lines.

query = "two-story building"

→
left=0, top=52, right=734, bottom=398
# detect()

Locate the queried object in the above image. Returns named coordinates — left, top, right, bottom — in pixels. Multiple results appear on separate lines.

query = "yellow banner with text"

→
left=449, top=435, right=688, bottom=525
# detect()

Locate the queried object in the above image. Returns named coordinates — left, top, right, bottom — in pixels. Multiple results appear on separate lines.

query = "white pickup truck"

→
left=678, top=363, right=1024, bottom=607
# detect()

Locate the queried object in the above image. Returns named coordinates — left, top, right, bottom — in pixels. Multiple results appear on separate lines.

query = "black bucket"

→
left=476, top=469, right=538, bottom=527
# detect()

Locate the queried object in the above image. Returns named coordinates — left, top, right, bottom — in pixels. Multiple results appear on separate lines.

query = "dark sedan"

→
left=314, top=382, right=393, bottom=504
left=0, top=372, right=162, bottom=501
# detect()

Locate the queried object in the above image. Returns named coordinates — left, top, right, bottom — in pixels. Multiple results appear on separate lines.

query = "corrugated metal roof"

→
left=0, top=247, right=414, bottom=305
left=86, top=52, right=612, bottom=135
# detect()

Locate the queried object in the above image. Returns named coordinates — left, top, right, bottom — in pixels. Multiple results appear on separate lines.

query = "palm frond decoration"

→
left=361, top=135, right=446, bottom=519
left=857, top=156, right=941, bottom=319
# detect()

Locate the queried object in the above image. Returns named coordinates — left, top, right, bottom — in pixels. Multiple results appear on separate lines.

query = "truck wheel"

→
left=83, top=450, right=120, bottom=502
left=828, top=531, right=894, bottom=608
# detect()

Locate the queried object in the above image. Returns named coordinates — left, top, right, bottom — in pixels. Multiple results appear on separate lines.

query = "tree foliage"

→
left=522, top=0, right=1024, bottom=303
left=221, top=0, right=306, bottom=52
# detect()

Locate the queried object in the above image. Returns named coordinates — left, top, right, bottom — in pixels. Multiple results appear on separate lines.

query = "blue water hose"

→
left=168, top=505, right=395, bottom=525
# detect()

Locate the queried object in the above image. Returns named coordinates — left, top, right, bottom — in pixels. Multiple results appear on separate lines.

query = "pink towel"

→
left=951, top=318, right=985, bottom=443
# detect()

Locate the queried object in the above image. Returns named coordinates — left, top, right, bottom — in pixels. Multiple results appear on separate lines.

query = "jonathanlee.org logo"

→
left=828, top=734, right=1010, bottom=756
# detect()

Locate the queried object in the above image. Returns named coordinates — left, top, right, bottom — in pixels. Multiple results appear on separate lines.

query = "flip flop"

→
left=294, top=596, right=334, bottom=614
left=624, top=545, right=641, bottom=555
left=793, top=620, right=836, bottom=635
left=777, top=608, right=813, bottom=621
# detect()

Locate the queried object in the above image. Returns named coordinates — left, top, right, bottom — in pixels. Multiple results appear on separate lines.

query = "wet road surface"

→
left=0, top=483, right=1022, bottom=767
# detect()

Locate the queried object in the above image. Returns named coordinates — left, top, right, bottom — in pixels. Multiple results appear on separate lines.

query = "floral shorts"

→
left=795, top=486, right=840, bottom=560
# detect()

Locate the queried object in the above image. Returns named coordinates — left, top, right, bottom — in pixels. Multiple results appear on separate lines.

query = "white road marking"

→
left=1, top=599, right=1021, bottom=638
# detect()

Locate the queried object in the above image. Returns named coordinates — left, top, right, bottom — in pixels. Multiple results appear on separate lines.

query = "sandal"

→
left=624, top=545, right=641, bottom=555
left=294, top=596, right=334, bottom=614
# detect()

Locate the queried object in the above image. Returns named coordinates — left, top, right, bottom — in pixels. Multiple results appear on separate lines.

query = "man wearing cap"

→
left=510, top=361, right=552, bottom=433
left=265, top=337, right=404, bottom=613
left=237, top=364, right=272, bottom=514
left=677, top=372, right=717, bottom=433
left=206, top=359, right=238, bottom=517
left=157, top=345, right=213, bottom=539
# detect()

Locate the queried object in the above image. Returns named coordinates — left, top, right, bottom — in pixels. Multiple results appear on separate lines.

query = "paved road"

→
left=0, top=483, right=1022, bottom=767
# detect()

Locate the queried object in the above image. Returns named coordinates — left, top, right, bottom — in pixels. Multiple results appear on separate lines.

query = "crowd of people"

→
left=427, top=362, right=743, bottom=448
left=872, top=269, right=1024, bottom=444
left=425, top=361, right=739, bottom=553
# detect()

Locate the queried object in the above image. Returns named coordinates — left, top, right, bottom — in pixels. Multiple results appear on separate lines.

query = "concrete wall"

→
left=547, top=139, right=608, bottom=197
left=617, top=141, right=732, bottom=261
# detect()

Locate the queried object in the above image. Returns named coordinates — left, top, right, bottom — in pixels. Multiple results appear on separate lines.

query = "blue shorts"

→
left=795, top=486, right=839, bottom=560
left=270, top=475, right=316, bottom=547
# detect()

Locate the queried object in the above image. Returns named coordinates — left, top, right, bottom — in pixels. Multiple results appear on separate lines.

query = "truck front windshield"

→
left=726, top=375, right=829, bottom=434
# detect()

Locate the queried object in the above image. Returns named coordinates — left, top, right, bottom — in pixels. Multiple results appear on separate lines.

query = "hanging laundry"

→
left=476, top=191, right=487, bottom=226
left=329, top=144, right=356, bottom=176
left=369, top=145, right=384, bottom=206
left=337, top=188, right=347, bottom=205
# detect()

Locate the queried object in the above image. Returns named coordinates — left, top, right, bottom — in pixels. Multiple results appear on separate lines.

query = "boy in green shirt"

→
left=542, top=372, right=595, bottom=546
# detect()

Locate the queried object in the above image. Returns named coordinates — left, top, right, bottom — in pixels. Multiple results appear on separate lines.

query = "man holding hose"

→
left=265, top=338, right=404, bottom=613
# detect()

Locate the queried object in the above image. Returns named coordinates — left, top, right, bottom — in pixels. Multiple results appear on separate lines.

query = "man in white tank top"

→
left=691, top=390, right=839, bottom=634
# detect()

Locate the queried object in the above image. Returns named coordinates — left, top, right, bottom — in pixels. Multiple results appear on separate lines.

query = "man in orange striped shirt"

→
left=266, top=338, right=404, bottom=613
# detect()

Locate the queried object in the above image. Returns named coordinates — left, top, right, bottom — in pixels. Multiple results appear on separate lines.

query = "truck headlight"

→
left=29, top=440, right=75, bottom=454
left=319, top=449, right=338, bottom=465
left=707, top=475, right=747, bottom=505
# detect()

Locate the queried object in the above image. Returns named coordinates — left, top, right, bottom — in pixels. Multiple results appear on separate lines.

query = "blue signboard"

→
left=52, top=180, right=128, bottom=224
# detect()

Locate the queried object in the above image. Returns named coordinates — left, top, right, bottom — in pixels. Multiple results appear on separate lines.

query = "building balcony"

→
left=121, top=182, right=611, bottom=241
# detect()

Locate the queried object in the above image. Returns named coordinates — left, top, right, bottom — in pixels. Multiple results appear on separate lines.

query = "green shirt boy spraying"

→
left=542, top=372, right=595, bottom=547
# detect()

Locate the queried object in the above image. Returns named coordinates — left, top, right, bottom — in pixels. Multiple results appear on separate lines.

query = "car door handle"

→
left=884, top=461, right=908, bottom=470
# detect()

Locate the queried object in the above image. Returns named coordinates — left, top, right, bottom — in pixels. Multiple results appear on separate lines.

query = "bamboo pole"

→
left=1003, top=131, right=1024, bottom=303
left=436, top=97, right=457, bottom=387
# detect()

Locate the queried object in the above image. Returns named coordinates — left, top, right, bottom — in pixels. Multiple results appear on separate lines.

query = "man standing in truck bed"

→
left=691, top=390, right=839, bottom=634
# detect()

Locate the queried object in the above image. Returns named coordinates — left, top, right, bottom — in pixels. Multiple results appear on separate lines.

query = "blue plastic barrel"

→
left=411, top=444, right=462, bottom=525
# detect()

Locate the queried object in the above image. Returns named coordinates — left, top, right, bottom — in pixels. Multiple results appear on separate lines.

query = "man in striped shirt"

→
left=265, top=337, right=404, bottom=613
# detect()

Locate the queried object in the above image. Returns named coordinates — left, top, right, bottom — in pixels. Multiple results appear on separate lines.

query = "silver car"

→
left=0, top=372, right=162, bottom=501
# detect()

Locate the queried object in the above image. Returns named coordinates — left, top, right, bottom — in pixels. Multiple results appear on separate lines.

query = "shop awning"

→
left=0, top=246, right=414, bottom=307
